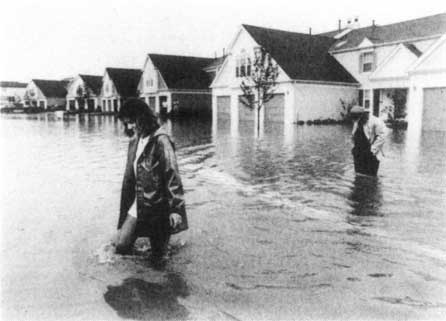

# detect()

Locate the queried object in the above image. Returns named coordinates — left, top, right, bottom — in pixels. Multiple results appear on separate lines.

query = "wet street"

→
left=1, top=113, right=446, bottom=320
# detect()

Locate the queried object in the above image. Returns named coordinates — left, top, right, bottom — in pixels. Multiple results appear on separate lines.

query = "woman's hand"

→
left=169, top=213, right=182, bottom=229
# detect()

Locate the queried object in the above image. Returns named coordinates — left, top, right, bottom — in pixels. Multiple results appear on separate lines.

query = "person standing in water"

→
left=350, top=106, right=386, bottom=176
left=114, top=98, right=187, bottom=265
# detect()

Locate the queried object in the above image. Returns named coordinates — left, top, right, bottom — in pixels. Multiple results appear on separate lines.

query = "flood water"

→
left=1, top=113, right=446, bottom=320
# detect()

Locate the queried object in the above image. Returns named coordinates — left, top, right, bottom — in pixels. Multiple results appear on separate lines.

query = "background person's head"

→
left=118, top=98, right=159, bottom=137
left=350, top=106, right=369, bottom=123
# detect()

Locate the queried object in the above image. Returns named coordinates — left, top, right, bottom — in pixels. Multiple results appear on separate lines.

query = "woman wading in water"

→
left=114, top=98, right=188, bottom=266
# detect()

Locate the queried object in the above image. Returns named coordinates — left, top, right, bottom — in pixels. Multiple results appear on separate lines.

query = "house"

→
left=138, top=54, right=215, bottom=116
left=210, top=24, right=359, bottom=128
left=0, top=81, right=27, bottom=108
left=322, top=13, right=446, bottom=131
left=100, top=68, right=142, bottom=113
left=24, top=79, right=67, bottom=109
left=66, top=74, right=103, bottom=111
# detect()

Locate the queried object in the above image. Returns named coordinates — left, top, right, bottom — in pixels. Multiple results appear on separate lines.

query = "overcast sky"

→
left=1, top=0, right=444, bottom=82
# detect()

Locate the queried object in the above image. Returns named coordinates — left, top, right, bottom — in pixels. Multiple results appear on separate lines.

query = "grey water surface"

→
left=1, top=113, right=445, bottom=320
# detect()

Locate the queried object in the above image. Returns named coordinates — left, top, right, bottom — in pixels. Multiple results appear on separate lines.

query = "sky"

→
left=0, top=0, right=445, bottom=82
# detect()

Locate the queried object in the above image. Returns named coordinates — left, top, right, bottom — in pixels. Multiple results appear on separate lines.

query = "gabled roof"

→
left=79, top=74, right=103, bottom=95
left=32, top=79, right=67, bottom=98
left=242, top=24, right=358, bottom=84
left=148, top=54, right=214, bottom=89
left=106, top=68, right=142, bottom=97
left=322, top=13, right=446, bottom=52
left=0, top=81, right=27, bottom=88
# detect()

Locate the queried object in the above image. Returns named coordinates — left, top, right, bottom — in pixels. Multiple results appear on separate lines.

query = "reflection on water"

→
left=1, top=113, right=446, bottom=320
left=104, top=273, right=189, bottom=321
left=348, top=175, right=383, bottom=217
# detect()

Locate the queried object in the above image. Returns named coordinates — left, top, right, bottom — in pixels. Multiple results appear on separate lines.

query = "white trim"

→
left=370, top=76, right=409, bottom=81
left=408, top=34, right=446, bottom=73
left=369, top=44, right=403, bottom=78
left=410, top=68, right=446, bottom=75
left=291, top=79, right=360, bottom=87
left=330, top=34, right=443, bottom=54
left=334, top=28, right=352, bottom=39
left=227, top=25, right=245, bottom=54
left=210, top=58, right=230, bottom=88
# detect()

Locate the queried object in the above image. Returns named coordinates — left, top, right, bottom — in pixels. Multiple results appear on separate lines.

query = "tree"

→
left=240, top=47, right=279, bottom=133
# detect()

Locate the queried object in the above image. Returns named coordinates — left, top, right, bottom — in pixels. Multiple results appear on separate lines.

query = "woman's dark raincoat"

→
left=117, top=127, right=188, bottom=236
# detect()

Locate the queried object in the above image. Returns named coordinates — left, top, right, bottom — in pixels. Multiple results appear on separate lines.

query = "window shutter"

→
left=359, top=53, right=363, bottom=73
left=358, top=90, right=364, bottom=106
left=373, top=51, right=377, bottom=71
left=236, top=66, right=239, bottom=78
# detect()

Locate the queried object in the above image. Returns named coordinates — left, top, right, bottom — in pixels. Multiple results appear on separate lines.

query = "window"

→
left=361, top=52, right=375, bottom=72
left=364, top=90, right=371, bottom=108
left=105, top=84, right=109, bottom=93
left=235, top=50, right=252, bottom=78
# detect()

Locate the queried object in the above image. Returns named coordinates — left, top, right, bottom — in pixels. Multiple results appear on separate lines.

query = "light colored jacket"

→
left=352, top=115, right=387, bottom=159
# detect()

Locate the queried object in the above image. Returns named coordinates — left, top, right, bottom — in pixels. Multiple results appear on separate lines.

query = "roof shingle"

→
left=148, top=54, right=214, bottom=90
left=32, top=79, right=67, bottom=98
left=106, top=68, right=142, bottom=97
left=79, top=74, right=103, bottom=95
left=242, top=24, right=358, bottom=84
left=0, top=81, right=27, bottom=88
left=321, top=13, right=446, bottom=51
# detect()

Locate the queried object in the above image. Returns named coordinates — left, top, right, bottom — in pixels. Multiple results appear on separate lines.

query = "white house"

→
left=66, top=74, right=102, bottom=112
left=100, top=68, right=142, bottom=113
left=24, top=79, right=67, bottom=109
left=0, top=81, right=27, bottom=108
left=138, top=54, right=215, bottom=116
left=323, top=13, right=446, bottom=130
left=210, top=24, right=359, bottom=130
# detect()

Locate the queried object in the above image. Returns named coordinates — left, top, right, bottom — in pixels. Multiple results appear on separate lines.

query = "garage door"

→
left=423, top=87, right=446, bottom=131
left=238, top=95, right=255, bottom=122
left=264, top=94, right=285, bottom=123
left=217, top=96, right=231, bottom=121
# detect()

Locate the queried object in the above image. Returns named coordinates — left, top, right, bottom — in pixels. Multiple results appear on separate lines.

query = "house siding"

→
left=100, top=72, right=121, bottom=112
left=293, top=83, right=358, bottom=121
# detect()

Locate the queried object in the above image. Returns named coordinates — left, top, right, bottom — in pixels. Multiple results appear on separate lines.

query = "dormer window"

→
left=360, top=51, right=376, bottom=73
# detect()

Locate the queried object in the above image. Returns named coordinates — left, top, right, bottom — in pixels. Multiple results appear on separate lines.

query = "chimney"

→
left=353, top=16, right=360, bottom=29
left=347, top=18, right=352, bottom=28
left=372, top=20, right=375, bottom=27
left=222, top=48, right=225, bottom=56
left=338, top=19, right=341, bottom=31
left=309, top=27, right=312, bottom=36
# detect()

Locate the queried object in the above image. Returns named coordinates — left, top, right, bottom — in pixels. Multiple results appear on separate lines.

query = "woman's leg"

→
left=115, top=215, right=137, bottom=254
left=149, top=232, right=171, bottom=259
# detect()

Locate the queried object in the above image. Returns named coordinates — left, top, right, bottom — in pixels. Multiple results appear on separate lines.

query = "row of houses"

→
left=212, top=13, right=446, bottom=131
left=2, top=13, right=445, bottom=130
